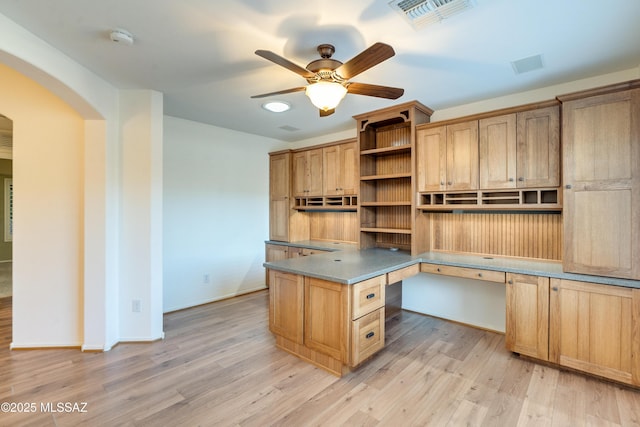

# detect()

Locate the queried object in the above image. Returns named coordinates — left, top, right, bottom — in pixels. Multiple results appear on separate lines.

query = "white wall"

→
left=403, top=274, right=506, bottom=332
left=163, top=116, right=283, bottom=312
left=0, top=62, right=85, bottom=346
left=1, top=11, right=163, bottom=350
left=119, top=90, right=164, bottom=340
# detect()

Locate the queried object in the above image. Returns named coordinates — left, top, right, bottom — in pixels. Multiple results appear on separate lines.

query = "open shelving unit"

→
left=355, top=101, right=433, bottom=253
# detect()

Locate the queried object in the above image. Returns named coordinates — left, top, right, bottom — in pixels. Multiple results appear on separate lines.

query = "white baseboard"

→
left=10, top=341, right=82, bottom=350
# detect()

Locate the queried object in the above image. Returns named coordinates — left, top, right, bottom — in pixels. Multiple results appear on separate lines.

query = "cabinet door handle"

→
left=478, top=273, right=483, bottom=278
left=447, top=181, right=453, bottom=186
left=508, top=280, right=513, bottom=284
left=552, top=286, right=559, bottom=292
left=436, top=268, right=441, bottom=272
left=366, top=331, right=375, bottom=339
left=508, top=178, right=514, bottom=182
left=366, top=293, right=376, bottom=299
left=518, top=177, right=525, bottom=182
left=440, top=181, right=445, bottom=186
left=565, top=184, right=572, bottom=189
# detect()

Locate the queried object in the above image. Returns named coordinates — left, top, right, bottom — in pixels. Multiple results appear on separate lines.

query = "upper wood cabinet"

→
left=269, top=152, right=291, bottom=242
left=323, top=141, right=358, bottom=196
left=479, top=105, right=559, bottom=189
left=417, top=120, right=478, bottom=192
left=561, top=84, right=640, bottom=279
left=479, top=114, right=517, bottom=189
left=446, top=121, right=479, bottom=191
left=516, top=106, right=560, bottom=187
left=417, top=125, right=446, bottom=192
left=292, top=148, right=323, bottom=197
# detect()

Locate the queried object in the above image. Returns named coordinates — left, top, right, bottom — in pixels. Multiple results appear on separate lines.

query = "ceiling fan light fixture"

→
left=262, top=101, right=291, bottom=113
left=305, top=81, right=347, bottom=112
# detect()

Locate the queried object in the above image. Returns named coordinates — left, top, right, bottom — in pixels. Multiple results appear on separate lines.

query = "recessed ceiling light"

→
left=262, top=101, right=291, bottom=113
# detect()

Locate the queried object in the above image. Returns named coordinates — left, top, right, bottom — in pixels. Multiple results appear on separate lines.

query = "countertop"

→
left=264, top=240, right=640, bottom=289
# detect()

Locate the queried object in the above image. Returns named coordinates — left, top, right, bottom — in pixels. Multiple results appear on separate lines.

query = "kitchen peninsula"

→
left=265, top=80, right=640, bottom=385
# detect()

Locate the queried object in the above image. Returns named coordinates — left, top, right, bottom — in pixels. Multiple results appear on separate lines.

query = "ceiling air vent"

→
left=389, top=0, right=476, bottom=29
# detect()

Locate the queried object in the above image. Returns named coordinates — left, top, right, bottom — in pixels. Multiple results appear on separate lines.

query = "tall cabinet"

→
left=560, top=82, right=640, bottom=280
left=355, top=101, right=433, bottom=254
left=269, top=151, right=292, bottom=242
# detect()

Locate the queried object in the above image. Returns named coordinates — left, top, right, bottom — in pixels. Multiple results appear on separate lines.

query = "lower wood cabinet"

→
left=506, top=274, right=640, bottom=386
left=268, top=270, right=304, bottom=344
left=304, top=277, right=349, bottom=361
left=269, top=271, right=386, bottom=376
left=505, top=273, right=549, bottom=360
left=549, top=278, right=640, bottom=386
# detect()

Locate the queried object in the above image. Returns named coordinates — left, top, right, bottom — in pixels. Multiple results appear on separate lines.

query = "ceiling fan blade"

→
left=319, top=108, right=335, bottom=117
left=251, top=87, right=306, bottom=99
left=335, top=43, right=396, bottom=80
left=255, top=50, right=316, bottom=79
left=347, top=82, right=404, bottom=99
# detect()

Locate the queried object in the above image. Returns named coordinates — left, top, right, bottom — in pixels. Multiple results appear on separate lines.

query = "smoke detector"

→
left=389, top=0, right=476, bottom=29
left=110, top=28, right=134, bottom=45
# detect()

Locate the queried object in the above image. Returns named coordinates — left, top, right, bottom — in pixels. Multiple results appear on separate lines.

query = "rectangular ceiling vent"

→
left=389, top=0, right=476, bottom=29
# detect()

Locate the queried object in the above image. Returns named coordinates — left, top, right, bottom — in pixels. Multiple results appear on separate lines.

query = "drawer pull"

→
left=366, top=332, right=375, bottom=339
left=437, top=268, right=441, bottom=272
left=366, top=293, right=376, bottom=299
left=478, top=273, right=482, bottom=277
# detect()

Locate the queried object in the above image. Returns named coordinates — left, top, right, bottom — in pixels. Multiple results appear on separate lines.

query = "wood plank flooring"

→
left=1, top=291, right=640, bottom=426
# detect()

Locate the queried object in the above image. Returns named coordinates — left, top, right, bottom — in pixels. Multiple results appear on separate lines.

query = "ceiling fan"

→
left=251, top=42, right=404, bottom=117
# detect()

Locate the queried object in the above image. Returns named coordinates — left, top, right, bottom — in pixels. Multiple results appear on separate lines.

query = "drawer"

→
left=351, top=307, right=385, bottom=367
left=420, top=263, right=506, bottom=283
left=301, top=248, right=329, bottom=256
left=351, top=275, right=386, bottom=320
left=387, top=264, right=420, bottom=285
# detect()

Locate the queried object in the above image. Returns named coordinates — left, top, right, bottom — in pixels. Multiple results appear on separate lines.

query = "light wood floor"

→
left=2, top=291, right=640, bottom=426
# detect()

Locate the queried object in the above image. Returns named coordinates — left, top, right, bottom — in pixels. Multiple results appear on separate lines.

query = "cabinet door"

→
left=417, top=126, right=447, bottom=192
left=307, top=148, right=323, bottom=196
left=338, top=142, right=358, bottom=195
left=292, top=151, right=308, bottom=197
left=324, top=142, right=357, bottom=196
left=516, top=106, right=560, bottom=187
left=563, top=89, right=640, bottom=279
left=269, top=153, right=290, bottom=241
left=304, top=277, right=349, bottom=361
left=479, top=114, right=517, bottom=189
left=269, top=271, right=304, bottom=344
left=323, top=145, right=341, bottom=196
left=292, top=149, right=323, bottom=197
left=446, top=121, right=479, bottom=191
left=505, top=273, right=549, bottom=360
left=549, top=278, right=640, bottom=385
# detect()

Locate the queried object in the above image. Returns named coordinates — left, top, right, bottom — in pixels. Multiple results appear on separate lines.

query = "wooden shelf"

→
left=360, top=145, right=411, bottom=156
left=360, top=173, right=411, bottom=181
left=361, top=227, right=412, bottom=234
left=360, top=201, right=411, bottom=207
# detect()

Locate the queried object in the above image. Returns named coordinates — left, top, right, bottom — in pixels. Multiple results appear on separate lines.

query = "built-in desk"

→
left=264, top=243, right=640, bottom=383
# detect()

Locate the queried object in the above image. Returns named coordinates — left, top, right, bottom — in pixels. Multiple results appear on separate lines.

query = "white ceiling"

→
left=0, top=0, right=639, bottom=142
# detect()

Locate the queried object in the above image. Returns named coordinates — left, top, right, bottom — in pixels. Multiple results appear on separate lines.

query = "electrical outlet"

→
left=203, top=273, right=210, bottom=284
left=132, top=299, right=141, bottom=313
